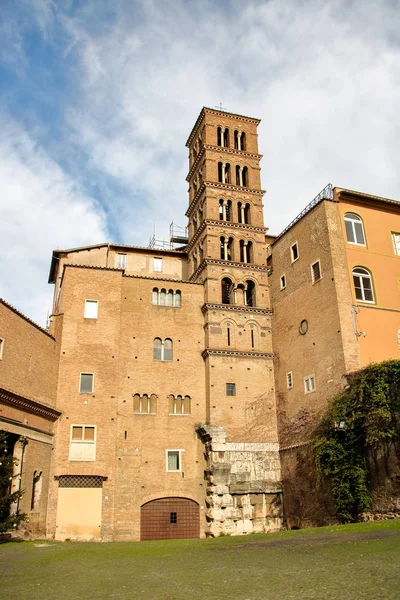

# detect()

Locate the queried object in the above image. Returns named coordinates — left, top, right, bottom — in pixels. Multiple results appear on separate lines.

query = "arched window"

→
left=152, top=288, right=158, bottom=304
left=160, top=289, right=166, bottom=306
left=220, top=236, right=233, bottom=260
left=225, top=163, right=231, bottom=183
left=169, top=394, right=191, bottom=415
left=166, top=290, right=174, bottom=306
left=244, top=203, right=250, bottom=224
left=242, top=167, right=248, bottom=187
left=221, top=277, right=233, bottom=304
left=344, top=213, right=366, bottom=245
left=245, top=280, right=256, bottom=306
left=219, top=199, right=231, bottom=221
left=153, top=338, right=173, bottom=361
left=218, top=162, right=223, bottom=183
left=217, top=126, right=222, bottom=147
left=240, top=240, right=251, bottom=263
left=223, top=128, right=229, bottom=147
left=236, top=165, right=241, bottom=186
left=247, top=241, right=253, bottom=263
left=174, top=290, right=181, bottom=307
left=153, top=338, right=162, bottom=360
left=352, top=267, right=375, bottom=302
left=240, top=132, right=246, bottom=150
left=134, top=394, right=157, bottom=414
left=234, top=130, right=239, bottom=149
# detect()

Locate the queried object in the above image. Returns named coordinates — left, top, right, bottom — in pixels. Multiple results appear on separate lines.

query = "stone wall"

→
left=198, top=424, right=282, bottom=536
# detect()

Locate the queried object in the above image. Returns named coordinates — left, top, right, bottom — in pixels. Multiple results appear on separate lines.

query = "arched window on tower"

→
left=219, top=199, right=224, bottom=220
left=245, top=280, right=256, bottom=306
left=236, top=283, right=245, bottom=305
left=236, top=165, right=241, bottom=186
left=221, top=277, right=233, bottom=304
left=218, top=162, right=223, bottom=183
left=217, top=126, right=222, bottom=147
left=244, top=203, right=250, bottom=224
left=234, top=130, right=239, bottom=149
left=247, top=241, right=253, bottom=263
left=240, top=132, right=246, bottom=150
left=242, top=167, right=248, bottom=187
left=223, top=128, right=229, bottom=147
left=225, top=163, right=231, bottom=183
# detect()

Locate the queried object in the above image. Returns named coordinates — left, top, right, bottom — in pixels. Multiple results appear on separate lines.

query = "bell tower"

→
left=185, top=107, right=282, bottom=536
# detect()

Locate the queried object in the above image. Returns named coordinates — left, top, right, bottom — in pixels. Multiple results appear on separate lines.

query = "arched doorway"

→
left=140, top=497, right=199, bottom=541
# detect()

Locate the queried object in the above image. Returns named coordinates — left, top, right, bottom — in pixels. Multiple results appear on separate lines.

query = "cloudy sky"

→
left=1, top=0, right=399, bottom=325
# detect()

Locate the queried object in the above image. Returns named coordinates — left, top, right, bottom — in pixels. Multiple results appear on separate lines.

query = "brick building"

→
left=1, top=107, right=399, bottom=539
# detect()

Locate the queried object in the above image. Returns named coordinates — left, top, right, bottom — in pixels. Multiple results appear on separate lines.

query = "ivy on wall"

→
left=312, top=360, right=400, bottom=522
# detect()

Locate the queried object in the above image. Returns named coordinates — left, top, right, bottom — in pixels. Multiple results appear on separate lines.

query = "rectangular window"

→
left=79, top=373, right=94, bottom=393
left=311, top=260, right=321, bottom=283
left=117, top=253, right=127, bottom=268
left=286, top=372, right=293, bottom=389
left=153, top=257, right=163, bottom=272
left=0, top=338, right=4, bottom=360
left=392, top=232, right=400, bottom=256
left=290, top=242, right=299, bottom=263
left=166, top=449, right=183, bottom=472
left=170, top=512, right=177, bottom=524
left=84, top=300, right=98, bottom=319
left=226, top=383, right=236, bottom=396
left=304, top=375, right=316, bottom=394
left=69, top=425, right=96, bottom=461
left=280, top=274, right=286, bottom=290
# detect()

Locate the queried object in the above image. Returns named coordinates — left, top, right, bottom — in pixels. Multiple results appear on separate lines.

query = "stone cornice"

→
left=187, top=220, right=267, bottom=252
left=186, top=182, right=265, bottom=218
left=0, top=387, right=61, bottom=422
left=202, top=349, right=274, bottom=360
left=190, top=258, right=269, bottom=282
left=123, top=274, right=202, bottom=285
left=186, top=145, right=263, bottom=181
left=202, top=303, right=272, bottom=315
left=186, top=107, right=261, bottom=148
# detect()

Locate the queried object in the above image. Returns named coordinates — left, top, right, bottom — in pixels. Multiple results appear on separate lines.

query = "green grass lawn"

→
left=1, top=520, right=400, bottom=600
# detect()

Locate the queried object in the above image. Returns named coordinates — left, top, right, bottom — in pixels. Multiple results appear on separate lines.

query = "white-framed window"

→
left=304, top=375, right=316, bottom=394
left=153, top=257, right=163, bottom=272
left=290, top=242, right=299, bottom=263
left=280, top=275, right=286, bottom=290
left=79, top=373, right=94, bottom=393
left=344, top=213, right=366, bottom=246
left=226, top=383, right=236, bottom=396
left=286, top=372, right=293, bottom=389
left=153, top=338, right=173, bottom=361
left=0, top=338, right=4, bottom=360
left=133, top=394, right=157, bottom=414
left=168, top=395, right=191, bottom=415
left=84, top=300, right=98, bottom=319
left=352, top=267, right=375, bottom=303
left=392, top=232, right=400, bottom=256
left=117, top=253, right=127, bottom=268
left=311, top=260, right=322, bottom=283
left=152, top=288, right=181, bottom=307
left=69, top=425, right=96, bottom=461
left=166, top=449, right=184, bottom=472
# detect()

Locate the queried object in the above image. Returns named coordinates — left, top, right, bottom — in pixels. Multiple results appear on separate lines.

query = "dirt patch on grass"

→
left=214, top=529, right=398, bottom=550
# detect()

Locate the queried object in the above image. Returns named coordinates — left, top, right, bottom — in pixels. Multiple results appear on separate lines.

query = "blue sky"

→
left=1, top=0, right=400, bottom=324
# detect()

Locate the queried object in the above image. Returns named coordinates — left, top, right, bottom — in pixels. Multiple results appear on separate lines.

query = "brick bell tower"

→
left=185, top=107, right=282, bottom=536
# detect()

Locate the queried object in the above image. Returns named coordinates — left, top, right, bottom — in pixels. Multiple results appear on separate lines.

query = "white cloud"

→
left=0, top=113, right=109, bottom=325
left=2, top=0, right=400, bottom=321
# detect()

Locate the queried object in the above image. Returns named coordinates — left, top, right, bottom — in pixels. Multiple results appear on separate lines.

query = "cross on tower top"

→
left=214, top=102, right=227, bottom=112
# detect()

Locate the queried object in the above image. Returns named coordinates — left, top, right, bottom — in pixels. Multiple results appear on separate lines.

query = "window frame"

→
left=79, top=372, right=94, bottom=394
left=311, top=260, right=322, bottom=283
left=352, top=267, right=375, bottom=304
left=344, top=213, right=366, bottom=246
left=290, top=242, right=299, bottom=263
left=391, top=232, right=400, bottom=256
left=286, top=372, right=293, bottom=389
left=84, top=299, right=98, bottom=319
left=226, top=383, right=236, bottom=396
left=153, top=338, right=173, bottom=362
left=168, top=395, right=191, bottom=416
left=166, top=449, right=184, bottom=472
left=280, top=274, right=286, bottom=290
left=69, top=424, right=97, bottom=462
left=117, top=253, right=127, bottom=269
left=153, top=257, right=163, bottom=273
left=133, top=394, right=157, bottom=415
left=304, top=375, right=316, bottom=394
